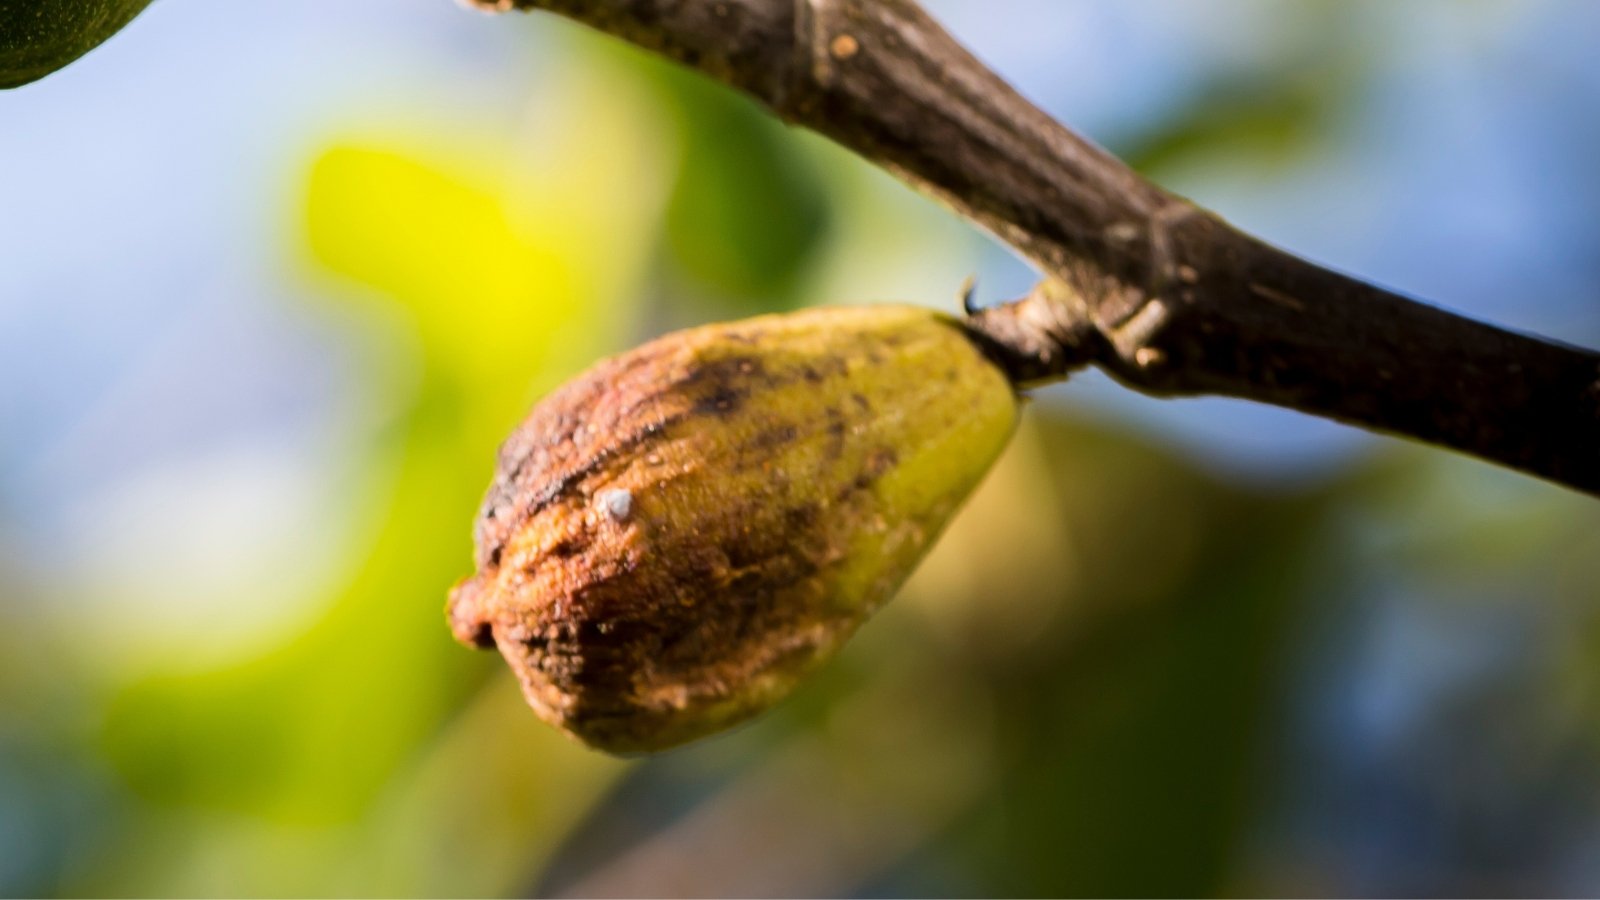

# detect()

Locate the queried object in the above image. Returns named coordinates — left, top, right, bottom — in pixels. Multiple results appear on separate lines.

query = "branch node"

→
left=963, top=279, right=1103, bottom=388
left=1110, top=298, right=1170, bottom=355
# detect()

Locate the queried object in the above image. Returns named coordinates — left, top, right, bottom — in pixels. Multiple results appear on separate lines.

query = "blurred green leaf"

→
left=1112, top=4, right=1364, bottom=181
left=932, top=416, right=1329, bottom=896
left=649, top=61, right=832, bottom=310
left=86, top=71, right=671, bottom=891
left=1117, top=75, right=1336, bottom=177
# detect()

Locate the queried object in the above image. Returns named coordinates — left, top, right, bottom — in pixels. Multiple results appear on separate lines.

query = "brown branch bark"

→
left=473, top=0, right=1600, bottom=497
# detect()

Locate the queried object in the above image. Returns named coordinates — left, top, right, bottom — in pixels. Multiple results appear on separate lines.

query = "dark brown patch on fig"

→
left=866, top=447, right=898, bottom=477
left=752, top=424, right=800, bottom=450
left=824, top=409, right=848, bottom=461
left=784, top=503, right=819, bottom=530
left=695, top=385, right=744, bottom=416
left=544, top=532, right=591, bottom=560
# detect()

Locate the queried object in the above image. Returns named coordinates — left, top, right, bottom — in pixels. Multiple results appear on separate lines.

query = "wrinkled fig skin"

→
left=1, top=0, right=154, bottom=88
left=449, top=306, right=1018, bottom=753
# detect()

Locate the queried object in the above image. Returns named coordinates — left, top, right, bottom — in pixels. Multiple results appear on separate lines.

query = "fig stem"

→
left=471, top=0, right=1600, bottom=497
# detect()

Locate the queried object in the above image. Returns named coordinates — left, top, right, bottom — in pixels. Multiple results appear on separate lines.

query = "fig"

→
left=449, top=305, right=1018, bottom=752
left=1, top=0, right=154, bottom=88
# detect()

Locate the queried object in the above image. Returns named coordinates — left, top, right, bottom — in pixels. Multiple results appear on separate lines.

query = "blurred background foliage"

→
left=3, top=0, right=1600, bottom=896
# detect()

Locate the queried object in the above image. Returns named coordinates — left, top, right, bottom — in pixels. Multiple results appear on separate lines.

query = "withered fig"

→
left=449, top=305, right=1018, bottom=753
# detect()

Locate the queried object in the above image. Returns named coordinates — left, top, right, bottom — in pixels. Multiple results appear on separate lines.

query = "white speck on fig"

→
left=599, top=488, right=633, bottom=521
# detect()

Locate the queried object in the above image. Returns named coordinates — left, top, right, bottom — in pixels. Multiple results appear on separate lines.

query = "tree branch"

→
left=474, top=0, right=1600, bottom=496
